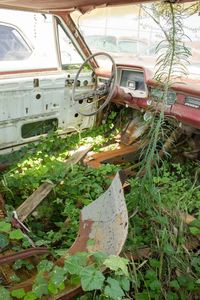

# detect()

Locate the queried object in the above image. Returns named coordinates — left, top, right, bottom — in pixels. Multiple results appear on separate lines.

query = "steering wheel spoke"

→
left=71, top=52, right=117, bottom=116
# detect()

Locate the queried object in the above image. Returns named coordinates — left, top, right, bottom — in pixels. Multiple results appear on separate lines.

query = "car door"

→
left=0, top=10, right=95, bottom=153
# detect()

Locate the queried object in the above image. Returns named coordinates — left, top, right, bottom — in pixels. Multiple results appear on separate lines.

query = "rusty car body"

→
left=0, top=0, right=199, bottom=298
left=0, top=0, right=199, bottom=155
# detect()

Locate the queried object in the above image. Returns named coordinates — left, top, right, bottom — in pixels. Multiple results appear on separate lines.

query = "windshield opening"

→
left=71, top=3, right=200, bottom=77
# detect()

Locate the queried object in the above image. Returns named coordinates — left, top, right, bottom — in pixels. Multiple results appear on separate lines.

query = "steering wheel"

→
left=71, top=52, right=117, bottom=116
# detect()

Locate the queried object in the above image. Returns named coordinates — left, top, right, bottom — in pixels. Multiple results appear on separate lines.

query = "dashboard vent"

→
left=185, top=96, right=200, bottom=108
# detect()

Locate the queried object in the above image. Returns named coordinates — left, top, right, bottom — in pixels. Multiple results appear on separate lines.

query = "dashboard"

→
left=109, top=64, right=200, bottom=129
left=117, top=67, right=148, bottom=98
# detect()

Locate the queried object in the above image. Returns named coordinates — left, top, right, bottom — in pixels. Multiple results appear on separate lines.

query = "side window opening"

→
left=0, top=10, right=59, bottom=71
left=57, top=22, right=83, bottom=68
left=0, top=24, right=32, bottom=61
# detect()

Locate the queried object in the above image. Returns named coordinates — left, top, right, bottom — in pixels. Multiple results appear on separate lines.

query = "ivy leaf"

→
left=149, top=279, right=161, bottom=291
left=11, top=288, right=26, bottom=299
left=104, top=277, right=125, bottom=300
left=32, top=274, right=49, bottom=298
left=64, top=253, right=88, bottom=275
left=50, top=266, right=66, bottom=286
left=48, top=281, right=58, bottom=295
left=119, top=277, right=130, bottom=292
left=80, top=266, right=105, bottom=291
left=149, top=258, right=161, bottom=268
left=9, top=229, right=24, bottom=240
left=0, top=233, right=9, bottom=248
left=58, top=282, right=65, bottom=291
left=135, top=292, right=149, bottom=300
left=24, top=291, right=37, bottom=300
left=0, top=286, right=11, bottom=300
left=103, top=255, right=129, bottom=276
left=37, top=259, right=54, bottom=273
left=0, top=221, right=11, bottom=233
left=166, top=291, right=178, bottom=300
left=13, top=259, right=25, bottom=270
left=70, top=274, right=81, bottom=286
left=169, top=280, right=180, bottom=289
left=145, top=270, right=157, bottom=280
left=92, top=252, right=108, bottom=265
left=10, top=274, right=20, bottom=283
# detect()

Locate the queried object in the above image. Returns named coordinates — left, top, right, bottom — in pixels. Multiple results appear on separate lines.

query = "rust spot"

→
left=68, top=217, right=94, bottom=255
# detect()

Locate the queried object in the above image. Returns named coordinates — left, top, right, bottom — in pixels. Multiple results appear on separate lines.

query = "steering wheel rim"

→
left=71, top=52, right=117, bottom=116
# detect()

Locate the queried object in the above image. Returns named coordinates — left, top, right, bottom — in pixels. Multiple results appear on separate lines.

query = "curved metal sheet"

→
left=69, top=171, right=128, bottom=255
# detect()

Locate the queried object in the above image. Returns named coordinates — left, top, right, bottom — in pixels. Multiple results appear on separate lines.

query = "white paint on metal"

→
left=82, top=172, right=128, bottom=255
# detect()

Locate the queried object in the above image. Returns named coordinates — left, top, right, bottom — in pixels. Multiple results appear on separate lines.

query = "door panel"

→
left=0, top=71, right=95, bottom=152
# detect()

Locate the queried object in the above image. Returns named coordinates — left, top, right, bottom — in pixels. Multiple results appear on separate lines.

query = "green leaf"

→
left=92, top=252, right=107, bottom=265
left=11, top=288, right=26, bottom=299
left=177, top=275, right=195, bottom=290
left=32, top=274, right=49, bottom=298
left=149, top=258, right=161, bottom=268
left=166, top=292, right=178, bottom=300
left=0, top=286, right=11, bottom=300
left=135, top=292, right=149, bottom=300
left=0, top=221, right=11, bottom=233
left=37, top=259, right=54, bottom=272
left=10, top=274, right=20, bottom=283
left=104, top=277, right=125, bottom=300
left=169, top=280, right=180, bottom=289
left=0, top=233, right=9, bottom=248
left=13, top=259, right=24, bottom=270
left=145, top=270, right=157, bottom=280
left=58, top=282, right=65, bottom=291
left=64, top=253, right=88, bottom=275
left=24, top=291, right=37, bottom=300
left=26, top=262, right=34, bottom=270
left=189, top=227, right=200, bottom=235
left=9, top=229, right=24, bottom=240
left=103, top=255, right=129, bottom=276
left=80, top=266, right=105, bottom=291
left=70, top=274, right=81, bottom=286
left=163, top=244, right=175, bottom=255
left=149, top=280, right=161, bottom=291
left=48, top=281, right=58, bottom=295
left=50, top=266, right=66, bottom=286
left=190, top=219, right=200, bottom=228
left=119, top=277, right=130, bottom=292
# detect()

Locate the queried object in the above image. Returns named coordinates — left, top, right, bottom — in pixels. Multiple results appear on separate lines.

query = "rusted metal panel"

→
left=84, top=143, right=142, bottom=168
left=121, top=116, right=149, bottom=145
left=69, top=172, right=128, bottom=255
left=0, top=248, right=50, bottom=265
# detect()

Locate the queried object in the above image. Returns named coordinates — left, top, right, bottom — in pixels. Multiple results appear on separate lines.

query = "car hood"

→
left=0, top=0, right=196, bottom=13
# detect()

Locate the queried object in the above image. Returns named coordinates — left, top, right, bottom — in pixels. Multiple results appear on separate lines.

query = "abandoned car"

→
left=0, top=0, right=200, bottom=299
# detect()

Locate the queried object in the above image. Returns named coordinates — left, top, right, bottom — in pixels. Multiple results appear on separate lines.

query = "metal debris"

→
left=69, top=172, right=128, bottom=255
left=120, top=116, right=148, bottom=145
